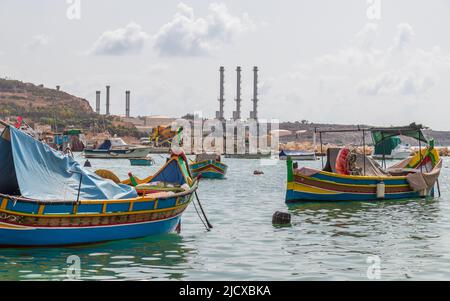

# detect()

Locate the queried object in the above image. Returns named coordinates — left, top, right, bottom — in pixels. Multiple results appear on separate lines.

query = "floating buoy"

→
left=84, top=159, right=91, bottom=167
left=376, top=181, right=385, bottom=198
left=253, top=170, right=264, bottom=175
left=272, top=211, right=291, bottom=225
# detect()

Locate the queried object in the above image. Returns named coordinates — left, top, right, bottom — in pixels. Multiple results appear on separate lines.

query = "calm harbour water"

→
left=1, top=154, right=450, bottom=281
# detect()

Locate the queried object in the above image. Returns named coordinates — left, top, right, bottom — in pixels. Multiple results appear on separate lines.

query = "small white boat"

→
left=84, top=137, right=151, bottom=159
left=372, top=143, right=412, bottom=160
left=279, top=150, right=317, bottom=160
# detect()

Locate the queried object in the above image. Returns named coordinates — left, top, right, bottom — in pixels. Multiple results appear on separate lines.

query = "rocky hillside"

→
left=0, top=78, right=102, bottom=130
left=279, top=122, right=450, bottom=146
left=0, top=78, right=93, bottom=119
left=0, top=78, right=145, bottom=138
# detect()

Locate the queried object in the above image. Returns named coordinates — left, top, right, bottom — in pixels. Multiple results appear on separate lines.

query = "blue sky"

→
left=1, top=0, right=450, bottom=129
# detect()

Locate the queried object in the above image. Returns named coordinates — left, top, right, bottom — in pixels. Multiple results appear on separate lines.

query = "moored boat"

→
left=84, top=137, right=151, bottom=159
left=0, top=122, right=197, bottom=246
left=224, top=152, right=271, bottom=159
left=279, top=150, right=316, bottom=160
left=129, top=155, right=155, bottom=166
left=286, top=124, right=442, bottom=203
left=371, top=136, right=412, bottom=160
left=189, top=153, right=228, bottom=179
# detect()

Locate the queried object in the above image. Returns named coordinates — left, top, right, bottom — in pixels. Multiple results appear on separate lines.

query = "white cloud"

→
left=90, top=22, right=149, bottom=56
left=25, top=34, right=49, bottom=50
left=391, top=23, right=415, bottom=51
left=353, top=23, right=379, bottom=50
left=153, top=2, right=257, bottom=57
left=257, top=22, right=450, bottom=126
left=357, top=70, right=437, bottom=96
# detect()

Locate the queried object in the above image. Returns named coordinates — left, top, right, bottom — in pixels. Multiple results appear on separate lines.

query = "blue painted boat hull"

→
left=285, top=189, right=424, bottom=203
left=0, top=215, right=181, bottom=246
left=195, top=171, right=225, bottom=179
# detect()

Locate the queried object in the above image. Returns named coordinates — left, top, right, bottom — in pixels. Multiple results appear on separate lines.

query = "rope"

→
left=192, top=196, right=210, bottom=231
left=194, top=191, right=213, bottom=229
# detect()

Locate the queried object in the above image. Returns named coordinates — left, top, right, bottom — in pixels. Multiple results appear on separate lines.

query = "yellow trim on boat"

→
left=0, top=201, right=190, bottom=219
left=287, top=182, right=339, bottom=194
left=0, top=222, right=33, bottom=230
left=1, top=198, right=7, bottom=210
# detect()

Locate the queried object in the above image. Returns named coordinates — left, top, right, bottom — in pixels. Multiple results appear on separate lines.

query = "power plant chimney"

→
left=95, top=91, right=101, bottom=114
left=250, top=66, right=259, bottom=120
left=106, top=85, right=110, bottom=115
left=233, top=66, right=242, bottom=120
left=215, top=66, right=225, bottom=120
left=125, top=90, right=130, bottom=118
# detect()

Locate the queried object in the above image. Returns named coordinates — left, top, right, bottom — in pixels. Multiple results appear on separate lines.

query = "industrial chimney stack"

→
left=96, top=91, right=101, bottom=114
left=125, top=90, right=130, bottom=118
left=106, top=85, right=110, bottom=116
left=216, top=66, right=225, bottom=120
left=250, top=66, right=259, bottom=120
left=233, top=66, right=242, bottom=120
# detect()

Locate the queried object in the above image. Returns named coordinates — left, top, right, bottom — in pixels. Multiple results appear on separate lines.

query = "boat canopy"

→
left=370, top=123, right=428, bottom=145
left=373, top=136, right=401, bottom=156
left=110, top=138, right=128, bottom=147
left=98, top=139, right=112, bottom=150
left=98, top=138, right=128, bottom=150
left=0, top=126, right=137, bottom=201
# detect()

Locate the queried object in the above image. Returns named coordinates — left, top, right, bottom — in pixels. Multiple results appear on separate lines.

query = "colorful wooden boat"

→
left=286, top=124, right=442, bottom=203
left=0, top=123, right=197, bottom=246
left=189, top=154, right=228, bottom=179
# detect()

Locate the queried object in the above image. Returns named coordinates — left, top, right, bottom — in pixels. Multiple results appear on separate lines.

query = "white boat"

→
left=279, top=150, right=317, bottom=160
left=83, top=137, right=151, bottom=159
left=372, top=143, right=412, bottom=160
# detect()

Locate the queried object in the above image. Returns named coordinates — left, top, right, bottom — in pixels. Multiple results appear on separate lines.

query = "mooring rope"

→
left=192, top=195, right=210, bottom=231
left=194, top=191, right=213, bottom=229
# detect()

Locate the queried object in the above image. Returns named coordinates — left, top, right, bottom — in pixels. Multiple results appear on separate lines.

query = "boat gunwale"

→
left=190, top=159, right=228, bottom=168
left=292, top=162, right=443, bottom=181
left=0, top=198, right=191, bottom=219
left=0, top=180, right=198, bottom=205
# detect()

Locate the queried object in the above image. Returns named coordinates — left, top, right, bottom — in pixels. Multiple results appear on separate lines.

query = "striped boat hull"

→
left=0, top=215, right=181, bottom=246
left=190, top=160, right=227, bottom=179
left=285, top=160, right=439, bottom=203
left=0, top=182, right=196, bottom=246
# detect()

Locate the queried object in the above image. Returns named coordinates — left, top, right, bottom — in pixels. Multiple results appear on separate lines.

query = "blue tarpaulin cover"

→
left=0, top=126, right=137, bottom=201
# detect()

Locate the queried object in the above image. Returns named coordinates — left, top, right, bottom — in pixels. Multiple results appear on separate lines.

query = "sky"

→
left=1, top=0, right=450, bottom=129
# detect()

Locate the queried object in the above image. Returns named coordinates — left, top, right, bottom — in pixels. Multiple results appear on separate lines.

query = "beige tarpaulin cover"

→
left=404, top=160, right=442, bottom=191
